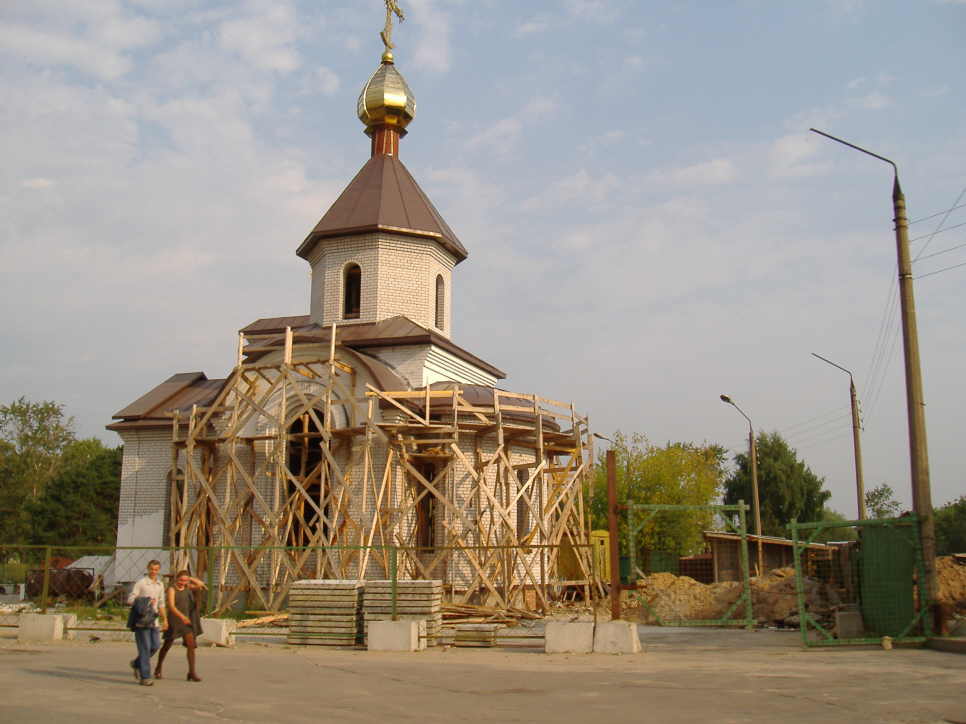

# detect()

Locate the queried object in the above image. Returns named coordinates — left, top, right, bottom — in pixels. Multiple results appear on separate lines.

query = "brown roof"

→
left=296, top=155, right=468, bottom=263
left=108, top=373, right=225, bottom=432
left=239, top=314, right=505, bottom=380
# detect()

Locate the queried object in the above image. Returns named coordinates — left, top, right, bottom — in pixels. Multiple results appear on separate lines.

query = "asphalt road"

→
left=1, top=629, right=964, bottom=723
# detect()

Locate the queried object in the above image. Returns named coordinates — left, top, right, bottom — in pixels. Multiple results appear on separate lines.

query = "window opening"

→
left=163, top=467, right=185, bottom=548
left=287, top=411, right=327, bottom=547
left=415, top=462, right=437, bottom=551
left=516, top=468, right=531, bottom=541
left=435, top=274, right=445, bottom=330
left=343, top=264, right=361, bottom=319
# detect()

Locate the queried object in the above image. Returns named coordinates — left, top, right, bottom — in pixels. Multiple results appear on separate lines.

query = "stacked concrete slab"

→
left=363, top=580, right=442, bottom=647
left=287, top=580, right=363, bottom=646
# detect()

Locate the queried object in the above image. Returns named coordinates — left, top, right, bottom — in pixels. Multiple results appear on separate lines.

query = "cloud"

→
left=521, top=169, right=621, bottom=212
left=465, top=97, right=559, bottom=159
left=851, top=90, right=892, bottom=110
left=316, top=67, right=341, bottom=95
left=514, top=17, right=550, bottom=36
left=768, top=133, right=829, bottom=178
left=664, top=158, right=738, bottom=185
left=406, top=0, right=451, bottom=72
left=218, top=0, right=300, bottom=72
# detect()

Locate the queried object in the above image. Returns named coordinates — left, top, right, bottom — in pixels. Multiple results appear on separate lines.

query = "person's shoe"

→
left=130, top=660, right=140, bottom=681
left=187, top=673, right=202, bottom=682
left=154, top=668, right=163, bottom=680
left=139, top=679, right=154, bottom=686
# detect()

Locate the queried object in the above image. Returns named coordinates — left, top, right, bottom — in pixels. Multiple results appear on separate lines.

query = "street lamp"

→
left=810, top=128, right=937, bottom=602
left=593, top=432, right=621, bottom=620
left=720, top=394, right=764, bottom=575
left=811, top=353, right=866, bottom=520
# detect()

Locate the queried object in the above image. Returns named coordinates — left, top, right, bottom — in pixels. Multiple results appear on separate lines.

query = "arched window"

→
left=434, top=274, right=445, bottom=330
left=343, top=264, right=361, bottom=319
left=516, top=468, right=530, bottom=541
left=287, top=411, right=327, bottom=547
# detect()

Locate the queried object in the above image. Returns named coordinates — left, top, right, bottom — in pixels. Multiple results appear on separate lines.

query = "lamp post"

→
left=593, top=432, right=622, bottom=621
left=721, top=394, right=764, bottom=575
left=811, top=353, right=866, bottom=520
left=810, top=128, right=936, bottom=602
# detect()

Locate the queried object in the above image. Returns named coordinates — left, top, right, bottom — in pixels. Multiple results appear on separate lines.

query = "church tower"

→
left=296, top=48, right=467, bottom=339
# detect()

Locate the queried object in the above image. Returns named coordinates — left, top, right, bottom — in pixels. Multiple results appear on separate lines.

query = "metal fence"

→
left=0, top=542, right=597, bottom=638
left=626, top=503, right=754, bottom=628
left=790, top=515, right=932, bottom=647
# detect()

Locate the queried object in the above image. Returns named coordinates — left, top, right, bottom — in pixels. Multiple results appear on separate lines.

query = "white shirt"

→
left=128, top=575, right=165, bottom=628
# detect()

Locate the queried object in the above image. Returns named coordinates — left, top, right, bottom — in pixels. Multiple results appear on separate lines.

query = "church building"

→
left=107, top=33, right=594, bottom=614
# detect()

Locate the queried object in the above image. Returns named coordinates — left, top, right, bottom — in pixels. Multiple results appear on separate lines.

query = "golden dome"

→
left=357, top=53, right=416, bottom=134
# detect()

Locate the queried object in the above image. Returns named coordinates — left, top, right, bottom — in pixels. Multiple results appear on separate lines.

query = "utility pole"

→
left=812, top=353, right=866, bottom=520
left=810, top=129, right=937, bottom=602
left=721, top=395, right=764, bottom=575
left=606, top=448, right=621, bottom=621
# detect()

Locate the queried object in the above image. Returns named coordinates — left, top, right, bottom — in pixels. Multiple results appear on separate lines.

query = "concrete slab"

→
left=61, top=614, right=78, bottom=641
left=593, top=620, right=642, bottom=654
left=544, top=621, right=594, bottom=653
left=367, top=620, right=425, bottom=651
left=18, top=614, right=64, bottom=643
left=201, top=617, right=237, bottom=647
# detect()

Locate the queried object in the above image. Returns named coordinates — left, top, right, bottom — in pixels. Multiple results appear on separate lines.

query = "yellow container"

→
left=591, top=530, right=610, bottom=581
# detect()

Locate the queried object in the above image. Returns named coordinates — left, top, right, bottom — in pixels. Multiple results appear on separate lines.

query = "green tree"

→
left=585, top=432, right=726, bottom=557
left=864, top=483, right=902, bottom=519
left=24, top=439, right=122, bottom=547
left=935, top=496, right=966, bottom=555
left=0, top=398, right=75, bottom=498
left=723, top=431, right=830, bottom=536
left=812, top=508, right=858, bottom=543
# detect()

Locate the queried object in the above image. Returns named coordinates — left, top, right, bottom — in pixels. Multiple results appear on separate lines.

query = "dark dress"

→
left=164, top=587, right=203, bottom=643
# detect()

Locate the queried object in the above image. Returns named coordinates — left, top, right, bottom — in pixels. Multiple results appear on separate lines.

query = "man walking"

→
left=127, top=559, right=167, bottom=686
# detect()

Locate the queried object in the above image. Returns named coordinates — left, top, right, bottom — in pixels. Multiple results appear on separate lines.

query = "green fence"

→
left=790, top=515, right=932, bottom=647
left=0, top=542, right=595, bottom=642
left=626, top=502, right=754, bottom=628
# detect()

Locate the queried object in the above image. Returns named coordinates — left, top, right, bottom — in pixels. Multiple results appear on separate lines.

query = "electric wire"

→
left=914, top=240, right=966, bottom=263
left=915, top=260, right=966, bottom=280
left=909, top=220, right=966, bottom=244
left=913, top=185, right=966, bottom=260
left=908, top=202, right=966, bottom=226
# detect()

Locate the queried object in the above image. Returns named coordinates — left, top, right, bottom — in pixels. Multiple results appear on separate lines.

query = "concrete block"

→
left=18, top=614, right=64, bottom=643
left=367, top=620, right=425, bottom=651
left=593, top=621, right=642, bottom=654
left=201, top=618, right=237, bottom=647
left=61, top=614, right=78, bottom=641
left=834, top=610, right=865, bottom=639
left=544, top=621, right=594, bottom=654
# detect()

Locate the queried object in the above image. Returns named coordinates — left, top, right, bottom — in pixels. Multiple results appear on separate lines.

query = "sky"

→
left=1, top=0, right=964, bottom=519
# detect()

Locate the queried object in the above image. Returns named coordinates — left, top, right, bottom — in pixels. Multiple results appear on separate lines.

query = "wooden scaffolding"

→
left=168, top=327, right=597, bottom=614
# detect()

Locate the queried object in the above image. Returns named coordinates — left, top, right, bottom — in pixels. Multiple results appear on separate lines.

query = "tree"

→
left=935, top=496, right=966, bottom=555
left=812, top=508, right=858, bottom=543
left=586, top=432, right=726, bottom=557
left=864, top=483, right=902, bottom=519
left=24, top=439, right=122, bottom=547
left=723, top=431, right=830, bottom=536
left=0, top=398, right=75, bottom=498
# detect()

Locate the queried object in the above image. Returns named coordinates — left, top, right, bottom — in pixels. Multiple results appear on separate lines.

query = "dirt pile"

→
left=630, top=567, right=826, bottom=625
left=936, top=556, right=966, bottom=609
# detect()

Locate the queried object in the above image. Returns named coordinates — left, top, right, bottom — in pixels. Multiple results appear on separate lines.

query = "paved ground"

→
left=1, top=628, right=964, bottom=723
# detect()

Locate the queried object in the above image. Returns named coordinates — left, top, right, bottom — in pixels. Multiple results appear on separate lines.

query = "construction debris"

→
left=363, top=580, right=443, bottom=646
left=236, top=613, right=289, bottom=629
left=286, top=580, right=363, bottom=646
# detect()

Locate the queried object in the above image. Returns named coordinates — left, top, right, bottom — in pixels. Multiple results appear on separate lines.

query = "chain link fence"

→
left=625, top=503, right=754, bottom=628
left=790, top=515, right=932, bottom=646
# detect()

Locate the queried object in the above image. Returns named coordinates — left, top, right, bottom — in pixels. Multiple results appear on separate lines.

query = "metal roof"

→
left=296, top=155, right=467, bottom=263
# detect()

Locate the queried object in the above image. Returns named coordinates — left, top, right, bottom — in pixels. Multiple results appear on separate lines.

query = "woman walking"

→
left=155, top=570, right=206, bottom=682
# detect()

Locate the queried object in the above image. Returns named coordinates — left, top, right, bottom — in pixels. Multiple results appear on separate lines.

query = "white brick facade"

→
left=307, top=232, right=455, bottom=336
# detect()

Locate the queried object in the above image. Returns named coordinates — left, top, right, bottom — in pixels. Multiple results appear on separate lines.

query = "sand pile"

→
left=936, top=556, right=966, bottom=609
left=632, top=567, right=825, bottom=624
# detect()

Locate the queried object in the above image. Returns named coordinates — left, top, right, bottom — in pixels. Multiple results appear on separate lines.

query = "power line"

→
left=780, top=406, right=851, bottom=434
left=909, top=202, right=966, bottom=226
left=914, top=185, right=966, bottom=260
left=915, top=260, right=966, bottom=280
left=910, top=220, right=966, bottom=244
left=914, top=240, right=966, bottom=263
